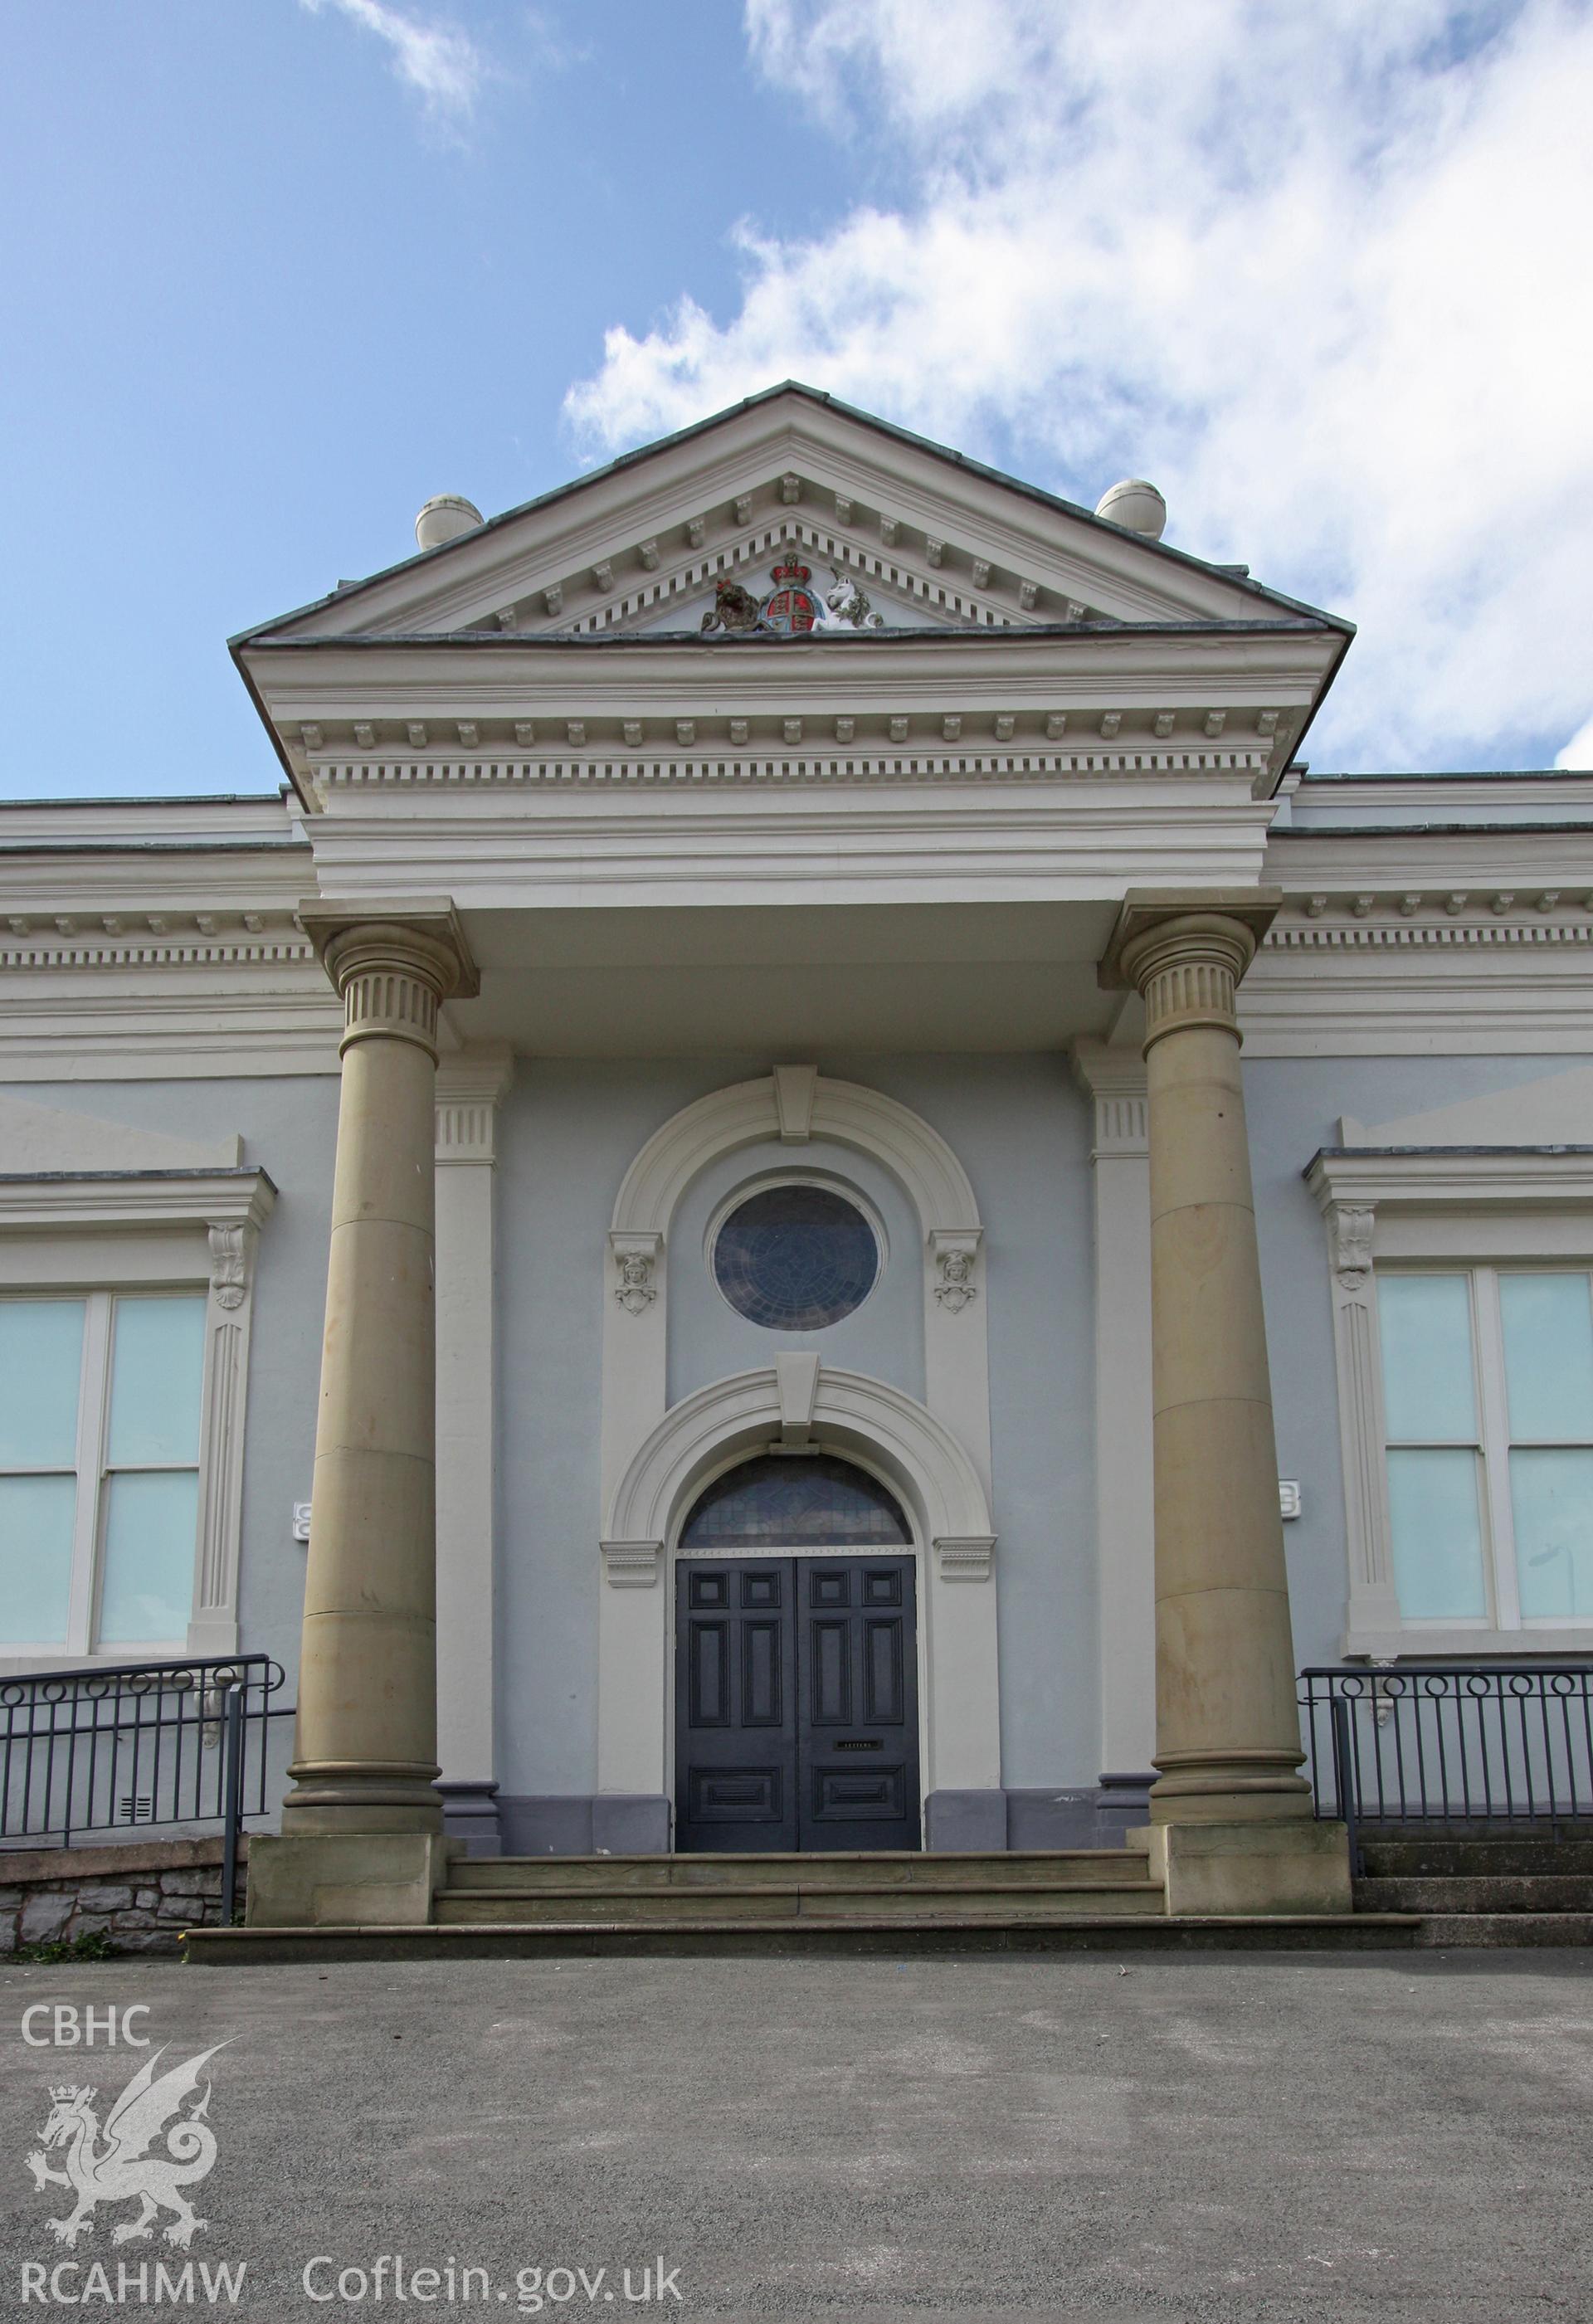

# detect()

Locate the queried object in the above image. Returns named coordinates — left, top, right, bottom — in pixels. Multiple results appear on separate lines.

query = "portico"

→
left=249, top=876, right=1349, bottom=1924
left=231, top=384, right=1354, bottom=1927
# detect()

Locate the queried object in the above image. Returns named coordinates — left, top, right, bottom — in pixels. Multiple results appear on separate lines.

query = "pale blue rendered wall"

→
left=491, top=1053, right=1098, bottom=1803
left=1244, top=1053, right=1584, bottom=1674
left=2, top=1077, right=339, bottom=1686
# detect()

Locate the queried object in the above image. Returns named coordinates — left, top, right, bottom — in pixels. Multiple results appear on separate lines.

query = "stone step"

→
left=1359, top=1838, right=1593, bottom=1878
left=185, top=1913, right=1425, bottom=1964
left=448, top=1849, right=1146, bottom=1893
left=1356, top=1873, right=1593, bottom=1913
left=436, top=1880, right=1167, bottom=1927
left=1408, top=1912, right=1593, bottom=1948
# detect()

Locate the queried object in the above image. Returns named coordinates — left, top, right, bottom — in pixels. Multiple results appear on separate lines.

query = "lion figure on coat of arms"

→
left=700, top=577, right=764, bottom=634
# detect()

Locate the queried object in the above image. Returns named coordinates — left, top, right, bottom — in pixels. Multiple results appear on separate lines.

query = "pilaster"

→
left=187, top=1203, right=271, bottom=1659
left=433, top=1042, right=514, bottom=1854
left=1070, top=1038, right=1155, bottom=1781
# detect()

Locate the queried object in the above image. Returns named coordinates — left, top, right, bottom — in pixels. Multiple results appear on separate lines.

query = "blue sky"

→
left=3, top=0, right=1591, bottom=798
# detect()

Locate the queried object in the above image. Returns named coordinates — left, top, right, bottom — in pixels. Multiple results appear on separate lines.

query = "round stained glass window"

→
left=712, top=1182, right=879, bottom=1331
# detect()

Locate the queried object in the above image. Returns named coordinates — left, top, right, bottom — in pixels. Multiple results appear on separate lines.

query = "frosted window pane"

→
left=0, top=1474, right=76, bottom=1644
left=0, top=1299, right=84, bottom=1469
left=1379, top=1276, right=1477, bottom=1441
left=108, top=1298, right=205, bottom=1467
left=1500, top=1274, right=1593, bottom=1445
left=1512, top=1449, right=1593, bottom=1620
left=98, top=1471, right=197, bottom=1644
left=1387, top=1449, right=1487, bottom=1620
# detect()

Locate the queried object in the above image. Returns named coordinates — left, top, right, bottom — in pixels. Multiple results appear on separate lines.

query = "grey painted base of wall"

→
left=928, top=1786, right=1153, bottom=1850
left=497, top=1795, right=672, bottom=1857
left=493, top=1786, right=1152, bottom=1856
left=437, top=1782, right=504, bottom=1858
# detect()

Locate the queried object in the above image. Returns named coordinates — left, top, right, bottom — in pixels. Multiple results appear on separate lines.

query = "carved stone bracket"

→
left=610, top=1230, right=661, bottom=1316
left=207, top=1222, right=251, bottom=1312
left=931, top=1228, right=982, bottom=1313
left=935, top=1535, right=996, bottom=1582
left=602, top=1538, right=663, bottom=1589
left=1328, top=1201, right=1376, bottom=1290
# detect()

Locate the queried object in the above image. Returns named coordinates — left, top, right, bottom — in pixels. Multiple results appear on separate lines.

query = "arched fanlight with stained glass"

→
left=680, top=1454, right=911, bottom=1549
left=712, top=1181, right=879, bottom=1331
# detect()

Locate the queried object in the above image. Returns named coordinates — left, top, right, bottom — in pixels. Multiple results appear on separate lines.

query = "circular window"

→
left=712, top=1181, right=879, bottom=1331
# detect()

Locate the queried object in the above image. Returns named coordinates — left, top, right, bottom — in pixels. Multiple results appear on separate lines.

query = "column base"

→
left=1148, top=1752, right=1314, bottom=1825
left=246, top=1833, right=457, bottom=1928
left=1132, top=1819, right=1352, bottom=1917
left=280, top=1764, right=445, bottom=1837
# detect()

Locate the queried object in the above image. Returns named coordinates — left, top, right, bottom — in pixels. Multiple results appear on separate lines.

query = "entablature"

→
left=242, top=621, right=1338, bottom=808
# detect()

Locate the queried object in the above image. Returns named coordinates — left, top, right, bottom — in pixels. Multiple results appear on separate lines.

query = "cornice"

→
left=1267, top=827, right=1593, bottom=891
left=1264, top=907, right=1593, bottom=952
left=0, top=1166, right=277, bottom=1234
left=1305, top=1145, right=1593, bottom=1211
left=242, top=619, right=1339, bottom=808
left=307, top=744, right=1277, bottom=795
left=0, top=910, right=314, bottom=973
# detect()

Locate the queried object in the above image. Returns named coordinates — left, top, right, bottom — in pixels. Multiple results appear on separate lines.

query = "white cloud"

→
left=1557, top=713, right=1593, bottom=768
left=299, top=0, right=483, bottom=129
left=564, top=0, right=1593, bottom=770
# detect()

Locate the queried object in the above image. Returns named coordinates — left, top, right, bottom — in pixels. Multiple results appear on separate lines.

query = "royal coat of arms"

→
left=757, top=549, right=824, bottom=635
left=699, top=550, right=887, bottom=636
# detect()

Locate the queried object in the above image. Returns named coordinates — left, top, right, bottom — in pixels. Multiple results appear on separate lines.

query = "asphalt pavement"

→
left=3, top=1948, right=1590, bottom=2320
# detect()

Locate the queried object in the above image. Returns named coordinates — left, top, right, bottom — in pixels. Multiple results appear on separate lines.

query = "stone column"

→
left=1102, top=890, right=1349, bottom=1915
left=248, top=899, right=478, bottom=1930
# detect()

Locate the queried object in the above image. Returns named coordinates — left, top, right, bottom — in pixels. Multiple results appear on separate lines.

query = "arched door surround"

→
left=595, top=1071, right=998, bottom=1820
left=599, top=1360, right=997, bottom=1805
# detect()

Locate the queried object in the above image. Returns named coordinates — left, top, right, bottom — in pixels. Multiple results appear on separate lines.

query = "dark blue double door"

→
left=675, top=1556, right=921, bottom=1852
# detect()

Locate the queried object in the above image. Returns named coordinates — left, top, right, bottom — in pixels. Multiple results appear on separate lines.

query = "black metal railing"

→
left=1300, top=1663, right=1593, bottom=1871
left=1, top=1655, right=293, bottom=1921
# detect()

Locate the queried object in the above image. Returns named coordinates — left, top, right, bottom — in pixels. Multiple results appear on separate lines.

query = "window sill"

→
left=1343, top=1626, right=1593, bottom=1659
left=0, top=1645, right=188, bottom=1680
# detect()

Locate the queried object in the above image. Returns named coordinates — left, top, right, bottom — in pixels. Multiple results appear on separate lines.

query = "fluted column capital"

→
left=299, top=897, right=480, bottom=1060
left=1099, top=889, right=1280, bottom=1054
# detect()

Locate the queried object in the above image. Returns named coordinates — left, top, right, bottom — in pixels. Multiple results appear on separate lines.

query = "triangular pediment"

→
left=241, top=384, right=1338, bottom=650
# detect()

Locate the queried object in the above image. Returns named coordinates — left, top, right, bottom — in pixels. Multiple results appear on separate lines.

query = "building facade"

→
left=4, top=386, right=1591, bottom=1922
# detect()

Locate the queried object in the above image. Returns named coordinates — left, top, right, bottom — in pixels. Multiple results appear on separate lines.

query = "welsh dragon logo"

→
left=27, top=2044, right=226, bottom=2249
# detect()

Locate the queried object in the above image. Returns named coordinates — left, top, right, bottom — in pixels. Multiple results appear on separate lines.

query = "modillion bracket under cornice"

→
left=289, top=706, right=1290, bottom=760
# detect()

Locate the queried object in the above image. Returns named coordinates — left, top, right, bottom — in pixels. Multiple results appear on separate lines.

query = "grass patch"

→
left=12, top=1929, right=116, bottom=1966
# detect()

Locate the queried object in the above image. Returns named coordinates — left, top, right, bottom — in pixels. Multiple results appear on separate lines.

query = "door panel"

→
left=675, top=1554, right=920, bottom=1853
left=798, top=1557, right=920, bottom=1851
left=675, top=1559, right=797, bottom=1851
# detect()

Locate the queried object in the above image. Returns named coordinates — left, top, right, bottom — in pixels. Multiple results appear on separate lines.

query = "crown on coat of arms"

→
left=769, top=550, right=811, bottom=584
